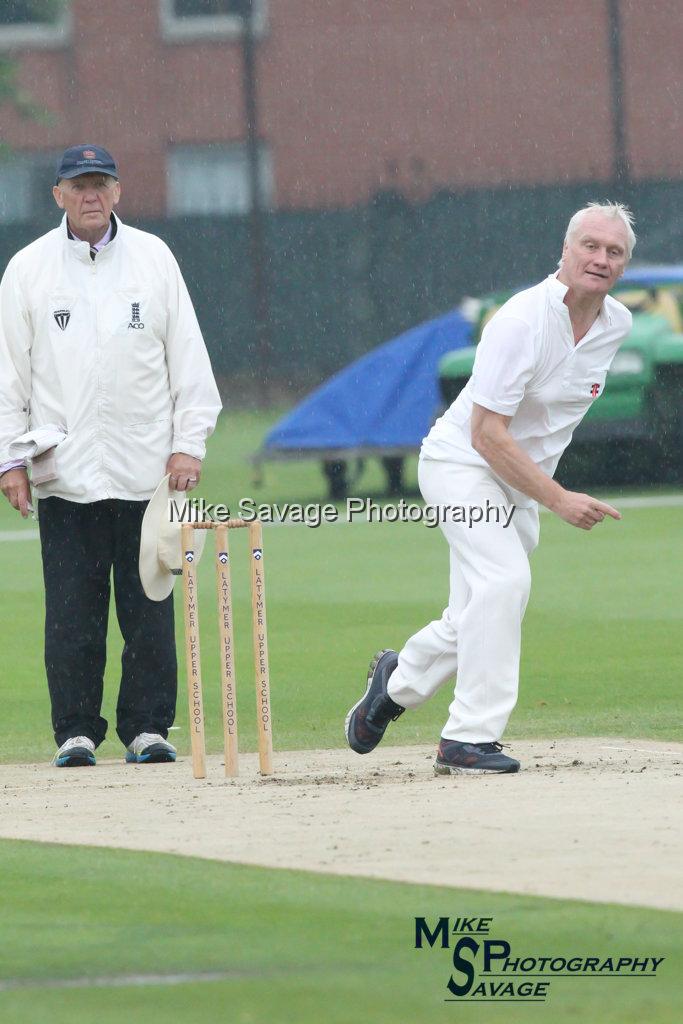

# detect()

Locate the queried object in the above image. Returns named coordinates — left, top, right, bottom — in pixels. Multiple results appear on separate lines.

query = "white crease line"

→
left=0, top=971, right=244, bottom=992
left=599, top=746, right=682, bottom=757
left=0, top=529, right=39, bottom=542
left=540, top=495, right=683, bottom=514
left=591, top=495, right=683, bottom=509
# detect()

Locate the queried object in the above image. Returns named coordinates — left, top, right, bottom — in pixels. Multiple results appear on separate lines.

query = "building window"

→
left=0, top=151, right=60, bottom=223
left=0, top=0, right=71, bottom=49
left=174, top=0, right=249, bottom=12
left=159, top=0, right=267, bottom=42
left=167, top=143, right=273, bottom=216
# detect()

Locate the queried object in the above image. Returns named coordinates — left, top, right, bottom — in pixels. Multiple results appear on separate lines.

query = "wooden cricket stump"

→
left=181, top=519, right=274, bottom=779
left=181, top=523, right=206, bottom=779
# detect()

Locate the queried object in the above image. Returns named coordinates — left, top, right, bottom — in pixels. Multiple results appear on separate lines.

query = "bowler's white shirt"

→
left=423, top=274, right=632, bottom=506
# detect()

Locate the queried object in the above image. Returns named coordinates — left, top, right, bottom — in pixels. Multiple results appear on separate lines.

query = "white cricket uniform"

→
left=387, top=273, right=632, bottom=742
left=0, top=213, right=221, bottom=502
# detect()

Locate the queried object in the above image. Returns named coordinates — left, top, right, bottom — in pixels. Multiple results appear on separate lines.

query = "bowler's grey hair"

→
left=560, top=202, right=636, bottom=264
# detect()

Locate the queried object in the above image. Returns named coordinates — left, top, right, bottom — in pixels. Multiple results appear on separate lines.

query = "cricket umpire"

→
left=0, top=144, right=221, bottom=767
left=346, top=202, right=635, bottom=774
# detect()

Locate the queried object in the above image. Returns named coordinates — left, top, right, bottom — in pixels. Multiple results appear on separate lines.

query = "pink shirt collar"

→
left=69, top=221, right=113, bottom=251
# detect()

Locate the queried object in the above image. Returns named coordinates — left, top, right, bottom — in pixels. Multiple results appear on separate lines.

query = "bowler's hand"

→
left=0, top=467, right=31, bottom=518
left=550, top=489, right=621, bottom=530
left=166, top=452, right=202, bottom=492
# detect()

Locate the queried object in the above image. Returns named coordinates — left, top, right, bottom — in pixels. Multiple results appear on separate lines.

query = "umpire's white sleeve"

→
left=0, top=257, right=31, bottom=464
left=163, top=248, right=222, bottom=460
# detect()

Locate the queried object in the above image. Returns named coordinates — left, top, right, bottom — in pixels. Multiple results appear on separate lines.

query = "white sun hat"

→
left=139, top=475, right=208, bottom=601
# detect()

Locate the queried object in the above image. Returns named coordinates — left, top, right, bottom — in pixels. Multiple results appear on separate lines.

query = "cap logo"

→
left=82, top=149, right=96, bottom=159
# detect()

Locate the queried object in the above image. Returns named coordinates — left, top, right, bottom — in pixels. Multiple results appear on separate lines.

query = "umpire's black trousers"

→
left=38, top=497, right=177, bottom=748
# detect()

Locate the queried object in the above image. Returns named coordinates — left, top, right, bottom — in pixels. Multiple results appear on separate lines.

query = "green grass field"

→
left=0, top=839, right=680, bottom=1024
left=1, top=411, right=681, bottom=763
left=1, top=410, right=681, bottom=1021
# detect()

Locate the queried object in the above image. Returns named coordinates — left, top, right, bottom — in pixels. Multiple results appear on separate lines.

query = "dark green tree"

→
left=0, top=58, right=54, bottom=158
left=0, top=0, right=64, bottom=154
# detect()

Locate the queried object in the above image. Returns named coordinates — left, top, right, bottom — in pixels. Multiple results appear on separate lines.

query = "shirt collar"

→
left=69, top=221, right=113, bottom=250
left=546, top=272, right=570, bottom=305
left=546, top=272, right=611, bottom=327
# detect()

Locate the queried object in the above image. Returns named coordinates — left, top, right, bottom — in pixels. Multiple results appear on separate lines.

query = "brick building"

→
left=1, top=0, right=682, bottom=224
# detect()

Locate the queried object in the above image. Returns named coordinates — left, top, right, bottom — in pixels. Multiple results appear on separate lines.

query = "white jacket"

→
left=0, top=214, right=222, bottom=502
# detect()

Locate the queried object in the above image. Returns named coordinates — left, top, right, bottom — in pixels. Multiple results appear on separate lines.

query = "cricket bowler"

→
left=346, top=202, right=635, bottom=774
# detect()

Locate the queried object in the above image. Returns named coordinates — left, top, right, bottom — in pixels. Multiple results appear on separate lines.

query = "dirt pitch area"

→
left=1, top=737, right=681, bottom=912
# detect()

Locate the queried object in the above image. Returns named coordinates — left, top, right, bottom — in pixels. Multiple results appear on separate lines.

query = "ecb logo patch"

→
left=128, top=301, right=145, bottom=330
left=218, top=552, right=228, bottom=564
left=590, top=383, right=601, bottom=397
left=53, top=309, right=70, bottom=331
left=184, top=551, right=195, bottom=563
left=252, top=548, right=263, bottom=560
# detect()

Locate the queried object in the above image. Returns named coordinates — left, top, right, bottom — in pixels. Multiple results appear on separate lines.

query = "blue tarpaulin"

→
left=258, top=264, right=683, bottom=462
left=260, top=308, right=472, bottom=459
left=620, top=265, right=683, bottom=286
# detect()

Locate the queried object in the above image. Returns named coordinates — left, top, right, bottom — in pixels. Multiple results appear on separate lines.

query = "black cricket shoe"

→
left=345, top=649, right=405, bottom=754
left=434, top=739, right=520, bottom=775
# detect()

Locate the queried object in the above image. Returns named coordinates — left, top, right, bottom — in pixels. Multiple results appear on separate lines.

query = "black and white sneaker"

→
left=345, top=649, right=405, bottom=754
left=53, top=736, right=96, bottom=768
left=434, top=739, right=520, bottom=775
left=125, top=733, right=177, bottom=764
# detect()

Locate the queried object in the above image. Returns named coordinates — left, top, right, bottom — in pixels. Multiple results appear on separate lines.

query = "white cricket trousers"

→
left=387, top=457, right=540, bottom=742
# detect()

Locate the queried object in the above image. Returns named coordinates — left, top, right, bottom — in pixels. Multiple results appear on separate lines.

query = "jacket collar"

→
left=64, top=213, right=120, bottom=264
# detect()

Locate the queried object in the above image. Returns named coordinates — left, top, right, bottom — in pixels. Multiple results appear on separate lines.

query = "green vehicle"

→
left=438, top=270, right=683, bottom=485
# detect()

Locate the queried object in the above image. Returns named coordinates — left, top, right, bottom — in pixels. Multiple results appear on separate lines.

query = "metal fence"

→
left=2, top=177, right=682, bottom=399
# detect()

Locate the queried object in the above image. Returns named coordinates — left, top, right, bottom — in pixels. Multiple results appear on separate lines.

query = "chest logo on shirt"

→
left=590, top=383, right=601, bottom=398
left=128, top=301, right=145, bottom=330
left=53, top=309, right=71, bottom=331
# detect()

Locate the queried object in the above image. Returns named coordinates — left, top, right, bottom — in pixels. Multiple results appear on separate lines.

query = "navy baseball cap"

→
left=55, top=144, right=118, bottom=183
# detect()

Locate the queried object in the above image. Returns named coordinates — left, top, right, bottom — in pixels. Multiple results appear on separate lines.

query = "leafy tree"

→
left=0, top=0, right=64, bottom=154
left=0, top=58, right=53, bottom=159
